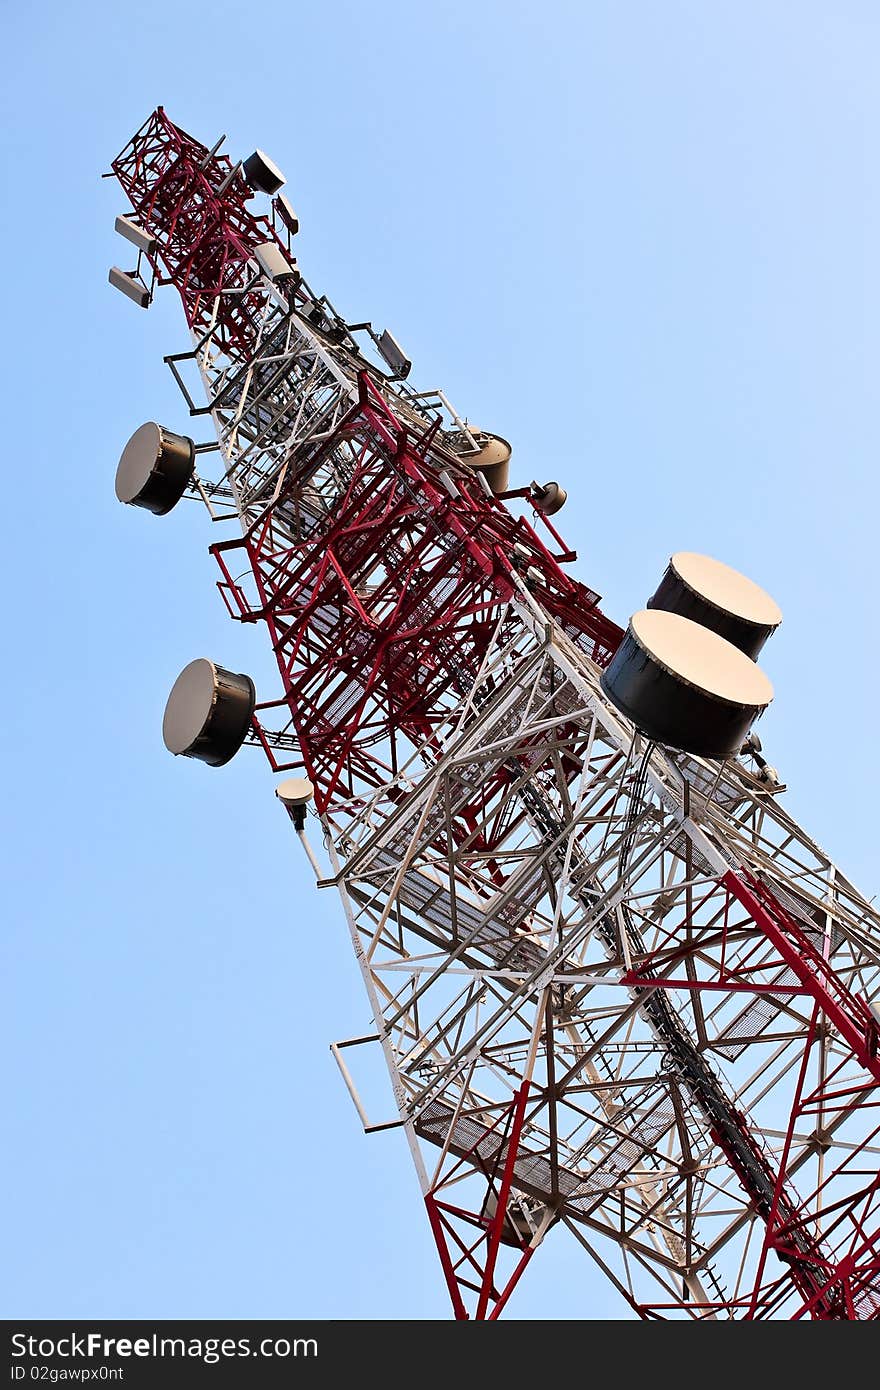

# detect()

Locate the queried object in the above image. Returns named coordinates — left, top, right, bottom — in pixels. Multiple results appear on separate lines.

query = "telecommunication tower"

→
left=106, top=108, right=880, bottom=1319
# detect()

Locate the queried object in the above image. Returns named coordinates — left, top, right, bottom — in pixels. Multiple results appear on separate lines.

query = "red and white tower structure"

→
left=107, top=108, right=880, bottom=1319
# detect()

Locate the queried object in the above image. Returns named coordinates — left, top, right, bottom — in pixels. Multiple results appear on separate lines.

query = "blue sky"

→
left=2, top=1, right=879, bottom=1320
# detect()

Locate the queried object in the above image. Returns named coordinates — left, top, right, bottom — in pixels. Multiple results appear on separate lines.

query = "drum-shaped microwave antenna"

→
left=648, top=552, right=782, bottom=658
left=115, top=422, right=195, bottom=515
left=163, top=658, right=256, bottom=767
left=601, top=609, right=773, bottom=758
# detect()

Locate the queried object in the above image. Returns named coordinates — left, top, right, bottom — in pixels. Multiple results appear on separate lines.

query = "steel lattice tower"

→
left=106, top=108, right=880, bottom=1320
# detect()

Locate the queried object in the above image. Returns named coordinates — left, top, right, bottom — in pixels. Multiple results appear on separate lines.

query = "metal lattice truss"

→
left=108, top=108, right=880, bottom=1319
left=322, top=602, right=880, bottom=1318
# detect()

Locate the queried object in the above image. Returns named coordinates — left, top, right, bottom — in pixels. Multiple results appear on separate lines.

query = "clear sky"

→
left=2, top=1, right=879, bottom=1321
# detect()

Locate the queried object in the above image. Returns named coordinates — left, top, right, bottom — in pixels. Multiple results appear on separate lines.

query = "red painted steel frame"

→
left=425, top=1086, right=536, bottom=1320
left=210, top=372, right=622, bottom=812
left=111, top=108, right=288, bottom=359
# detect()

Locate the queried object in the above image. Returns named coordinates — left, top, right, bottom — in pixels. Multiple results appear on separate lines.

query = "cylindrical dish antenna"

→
left=115, top=422, right=195, bottom=515
left=163, top=659, right=256, bottom=767
left=648, top=552, right=781, bottom=658
left=243, top=149, right=286, bottom=194
left=601, top=609, right=773, bottom=758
